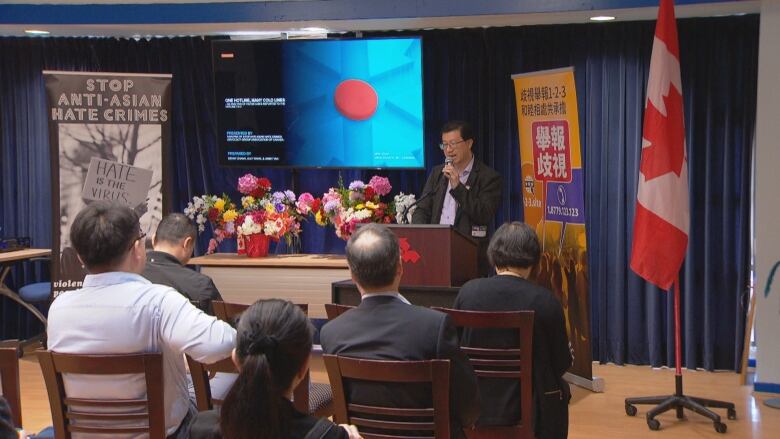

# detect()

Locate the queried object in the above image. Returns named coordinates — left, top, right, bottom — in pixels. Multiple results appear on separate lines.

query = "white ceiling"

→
left=0, top=1, right=760, bottom=38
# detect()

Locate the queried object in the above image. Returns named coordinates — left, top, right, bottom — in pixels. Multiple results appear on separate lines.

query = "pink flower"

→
left=296, top=192, right=315, bottom=215
left=322, top=188, right=342, bottom=205
left=368, top=176, right=392, bottom=196
left=238, top=173, right=258, bottom=195
left=207, top=238, right=218, bottom=254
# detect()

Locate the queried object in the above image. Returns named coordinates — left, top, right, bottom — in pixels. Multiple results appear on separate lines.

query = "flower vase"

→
left=236, top=231, right=246, bottom=255
left=245, top=233, right=270, bottom=258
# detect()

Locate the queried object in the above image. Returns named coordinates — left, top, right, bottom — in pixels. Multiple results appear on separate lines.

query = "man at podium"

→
left=413, top=120, right=502, bottom=275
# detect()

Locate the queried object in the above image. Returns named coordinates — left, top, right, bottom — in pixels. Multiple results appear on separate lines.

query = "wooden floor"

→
left=15, top=353, right=780, bottom=438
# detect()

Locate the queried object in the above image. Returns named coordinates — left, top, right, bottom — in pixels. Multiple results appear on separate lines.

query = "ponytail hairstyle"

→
left=220, top=299, right=314, bottom=439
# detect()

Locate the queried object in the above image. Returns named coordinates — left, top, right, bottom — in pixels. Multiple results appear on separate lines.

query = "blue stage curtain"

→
left=0, top=15, right=757, bottom=370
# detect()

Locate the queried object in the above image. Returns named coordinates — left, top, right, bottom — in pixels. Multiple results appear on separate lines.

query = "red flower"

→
left=363, top=186, right=376, bottom=200
left=207, top=207, right=220, bottom=222
left=258, top=177, right=272, bottom=190
left=383, top=215, right=392, bottom=224
left=311, top=198, right=322, bottom=213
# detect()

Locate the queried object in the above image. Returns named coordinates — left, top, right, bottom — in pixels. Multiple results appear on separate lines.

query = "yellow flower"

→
left=213, top=198, right=225, bottom=212
left=315, top=210, right=327, bottom=226
left=242, top=196, right=255, bottom=209
left=355, top=203, right=365, bottom=210
left=365, top=201, right=378, bottom=209
left=222, top=209, right=238, bottom=222
left=265, top=203, right=276, bottom=214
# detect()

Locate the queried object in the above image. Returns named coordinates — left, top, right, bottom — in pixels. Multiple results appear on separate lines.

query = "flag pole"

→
left=625, top=1, right=736, bottom=432
left=625, top=272, right=735, bottom=433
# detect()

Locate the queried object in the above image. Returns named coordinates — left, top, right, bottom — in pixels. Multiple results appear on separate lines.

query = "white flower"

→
left=353, top=209, right=372, bottom=220
left=394, top=192, right=417, bottom=223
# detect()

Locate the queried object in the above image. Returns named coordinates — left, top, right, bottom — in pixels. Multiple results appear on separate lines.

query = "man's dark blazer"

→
left=411, top=158, right=502, bottom=275
left=320, top=295, right=480, bottom=438
left=454, top=275, right=572, bottom=439
left=142, top=251, right=223, bottom=313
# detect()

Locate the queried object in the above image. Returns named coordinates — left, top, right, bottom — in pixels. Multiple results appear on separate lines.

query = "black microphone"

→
left=400, top=158, right=449, bottom=224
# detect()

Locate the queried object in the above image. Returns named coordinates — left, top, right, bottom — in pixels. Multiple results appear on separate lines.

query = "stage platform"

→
left=188, top=253, right=350, bottom=319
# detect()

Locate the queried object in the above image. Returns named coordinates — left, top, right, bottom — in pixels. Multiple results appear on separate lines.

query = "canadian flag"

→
left=630, top=0, right=689, bottom=291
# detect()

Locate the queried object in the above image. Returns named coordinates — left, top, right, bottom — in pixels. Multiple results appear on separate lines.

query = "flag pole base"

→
left=625, top=376, right=736, bottom=434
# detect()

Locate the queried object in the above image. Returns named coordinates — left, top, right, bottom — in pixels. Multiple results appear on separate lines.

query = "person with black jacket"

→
left=321, top=224, right=480, bottom=438
left=190, top=299, right=361, bottom=439
left=454, top=221, right=573, bottom=439
left=412, top=120, right=502, bottom=276
left=142, top=213, right=223, bottom=313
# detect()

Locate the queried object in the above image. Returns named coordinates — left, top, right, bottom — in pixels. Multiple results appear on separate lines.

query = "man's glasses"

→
left=129, top=231, right=147, bottom=250
left=439, top=139, right=466, bottom=150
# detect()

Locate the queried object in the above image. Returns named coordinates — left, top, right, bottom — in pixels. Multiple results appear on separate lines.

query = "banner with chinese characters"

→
left=512, top=67, right=593, bottom=383
left=44, top=71, right=171, bottom=297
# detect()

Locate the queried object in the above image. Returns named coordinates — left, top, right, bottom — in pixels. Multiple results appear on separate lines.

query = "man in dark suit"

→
left=412, top=120, right=502, bottom=276
left=320, top=224, right=480, bottom=438
left=143, top=213, right=223, bottom=313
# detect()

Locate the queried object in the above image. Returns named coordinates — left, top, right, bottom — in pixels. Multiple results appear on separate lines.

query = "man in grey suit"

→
left=320, top=224, right=480, bottom=438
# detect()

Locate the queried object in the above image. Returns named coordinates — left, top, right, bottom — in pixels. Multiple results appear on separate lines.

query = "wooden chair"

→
left=324, top=355, right=451, bottom=438
left=191, top=301, right=332, bottom=416
left=37, top=351, right=165, bottom=439
left=324, top=303, right=355, bottom=320
left=433, top=307, right=535, bottom=439
left=0, top=340, right=22, bottom=428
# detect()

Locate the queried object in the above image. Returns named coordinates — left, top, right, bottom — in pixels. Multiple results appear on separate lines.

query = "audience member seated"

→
left=0, top=396, right=19, bottom=439
left=47, top=202, right=236, bottom=438
left=143, top=213, right=223, bottom=313
left=320, top=224, right=480, bottom=438
left=190, top=299, right=361, bottom=439
left=454, top=222, right=573, bottom=439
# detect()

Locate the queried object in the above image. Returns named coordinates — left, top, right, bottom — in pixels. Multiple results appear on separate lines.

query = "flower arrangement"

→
left=185, top=174, right=314, bottom=255
left=310, top=175, right=396, bottom=240
left=184, top=194, right=239, bottom=253
left=237, top=188, right=313, bottom=243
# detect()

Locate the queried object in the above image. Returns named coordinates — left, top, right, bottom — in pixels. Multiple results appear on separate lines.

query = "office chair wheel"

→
left=647, top=418, right=660, bottom=431
left=714, top=422, right=727, bottom=434
left=727, top=408, right=737, bottom=420
left=625, top=403, right=637, bottom=416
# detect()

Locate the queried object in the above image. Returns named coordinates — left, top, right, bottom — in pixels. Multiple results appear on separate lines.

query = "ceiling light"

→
left=24, top=29, right=50, bottom=35
left=300, top=27, right=329, bottom=33
left=589, top=16, right=616, bottom=22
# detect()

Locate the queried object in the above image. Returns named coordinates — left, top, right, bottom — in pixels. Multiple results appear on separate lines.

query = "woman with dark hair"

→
left=454, top=222, right=573, bottom=439
left=190, top=299, right=361, bottom=439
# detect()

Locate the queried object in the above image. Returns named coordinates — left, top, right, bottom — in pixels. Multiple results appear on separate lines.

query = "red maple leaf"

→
left=640, top=85, right=685, bottom=181
left=399, top=238, right=421, bottom=264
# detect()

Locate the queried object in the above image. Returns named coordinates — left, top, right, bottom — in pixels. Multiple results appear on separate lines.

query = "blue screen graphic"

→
left=213, top=37, right=424, bottom=169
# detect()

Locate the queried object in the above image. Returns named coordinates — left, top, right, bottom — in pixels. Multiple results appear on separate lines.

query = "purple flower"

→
left=284, top=190, right=296, bottom=202
left=324, top=199, right=341, bottom=213
left=275, top=203, right=285, bottom=213
left=348, top=180, right=365, bottom=191
left=271, top=191, right=286, bottom=204
left=368, top=176, right=392, bottom=196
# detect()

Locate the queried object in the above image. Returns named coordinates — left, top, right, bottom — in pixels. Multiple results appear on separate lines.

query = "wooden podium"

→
left=386, top=224, right=477, bottom=287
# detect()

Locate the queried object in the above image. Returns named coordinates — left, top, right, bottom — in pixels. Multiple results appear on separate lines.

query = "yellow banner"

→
left=512, top=67, right=592, bottom=381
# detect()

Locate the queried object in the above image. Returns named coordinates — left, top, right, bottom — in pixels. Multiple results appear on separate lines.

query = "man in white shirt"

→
left=47, top=201, right=236, bottom=438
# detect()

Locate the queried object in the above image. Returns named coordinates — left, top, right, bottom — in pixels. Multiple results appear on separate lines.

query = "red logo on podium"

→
left=399, top=238, right=420, bottom=264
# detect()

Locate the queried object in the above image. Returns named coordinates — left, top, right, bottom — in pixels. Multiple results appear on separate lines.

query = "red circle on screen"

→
left=334, top=79, right=378, bottom=120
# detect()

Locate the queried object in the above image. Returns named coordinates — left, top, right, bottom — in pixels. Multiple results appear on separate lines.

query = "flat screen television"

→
left=212, top=37, right=425, bottom=169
